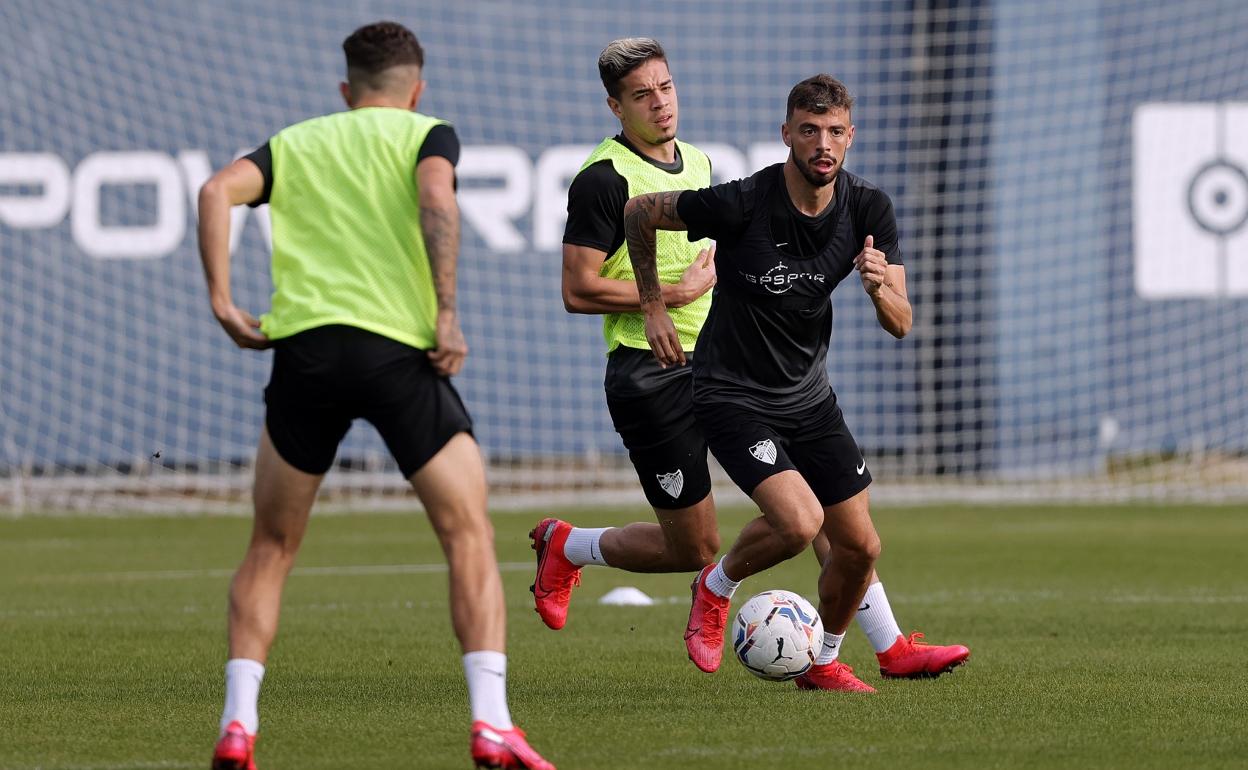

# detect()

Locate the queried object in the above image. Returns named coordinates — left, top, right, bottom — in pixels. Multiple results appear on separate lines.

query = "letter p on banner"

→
left=1133, top=103, right=1248, bottom=298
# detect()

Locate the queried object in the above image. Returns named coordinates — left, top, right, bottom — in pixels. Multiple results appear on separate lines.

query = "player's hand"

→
left=429, top=309, right=468, bottom=377
left=644, top=308, right=685, bottom=368
left=674, top=243, right=717, bottom=306
left=854, top=235, right=887, bottom=297
left=213, top=303, right=271, bottom=350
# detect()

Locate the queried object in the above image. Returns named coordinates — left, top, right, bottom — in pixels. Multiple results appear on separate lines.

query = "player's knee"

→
left=250, top=522, right=304, bottom=560
left=434, top=508, right=495, bottom=551
left=777, top=519, right=821, bottom=558
left=836, top=532, right=881, bottom=572
left=677, top=535, right=720, bottom=570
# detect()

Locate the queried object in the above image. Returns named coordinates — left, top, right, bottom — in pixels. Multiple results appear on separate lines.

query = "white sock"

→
left=563, top=527, right=611, bottom=566
left=815, top=631, right=846, bottom=665
left=856, top=581, right=904, bottom=653
left=463, top=651, right=513, bottom=730
left=704, top=561, right=740, bottom=599
left=220, top=658, right=265, bottom=735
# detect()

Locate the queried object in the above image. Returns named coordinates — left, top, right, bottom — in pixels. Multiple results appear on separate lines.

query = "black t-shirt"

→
left=241, top=122, right=461, bottom=208
left=563, top=134, right=685, bottom=259
left=676, top=164, right=902, bottom=412
left=564, top=135, right=689, bottom=395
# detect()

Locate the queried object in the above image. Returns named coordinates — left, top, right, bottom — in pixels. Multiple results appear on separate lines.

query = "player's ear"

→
left=339, top=81, right=353, bottom=108
left=409, top=79, right=426, bottom=111
left=607, top=95, right=623, bottom=121
left=781, top=121, right=791, bottom=147
left=846, top=124, right=855, bottom=149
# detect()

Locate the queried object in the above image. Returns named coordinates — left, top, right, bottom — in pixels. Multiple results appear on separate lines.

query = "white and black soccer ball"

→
left=732, top=590, right=824, bottom=681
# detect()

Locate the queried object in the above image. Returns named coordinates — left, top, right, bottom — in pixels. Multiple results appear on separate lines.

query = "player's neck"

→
left=350, top=96, right=413, bottom=110
left=782, top=160, right=836, bottom=216
left=620, top=127, right=677, bottom=164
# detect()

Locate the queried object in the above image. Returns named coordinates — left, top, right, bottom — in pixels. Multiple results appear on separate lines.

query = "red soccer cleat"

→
left=877, top=632, right=970, bottom=678
left=794, top=660, right=877, bottom=693
left=684, top=564, right=731, bottom=673
left=529, top=518, right=581, bottom=630
left=211, top=721, right=256, bottom=770
left=471, top=721, right=556, bottom=770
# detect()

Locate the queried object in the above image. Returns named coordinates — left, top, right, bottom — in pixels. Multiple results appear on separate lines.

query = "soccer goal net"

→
left=2, top=0, right=1246, bottom=512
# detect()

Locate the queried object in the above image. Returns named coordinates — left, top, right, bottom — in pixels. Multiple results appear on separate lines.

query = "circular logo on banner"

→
left=1186, top=159, right=1248, bottom=236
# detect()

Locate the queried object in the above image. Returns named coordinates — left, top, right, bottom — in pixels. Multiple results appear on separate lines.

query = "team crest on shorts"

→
left=656, top=469, right=684, bottom=499
left=749, top=439, right=777, bottom=465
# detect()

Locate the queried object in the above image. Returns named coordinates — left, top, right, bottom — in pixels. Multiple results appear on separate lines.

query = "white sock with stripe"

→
left=563, top=527, right=611, bottom=566
left=856, top=581, right=904, bottom=653
left=463, top=651, right=513, bottom=730
left=220, top=658, right=265, bottom=735
left=704, top=561, right=740, bottom=599
left=815, top=631, right=847, bottom=665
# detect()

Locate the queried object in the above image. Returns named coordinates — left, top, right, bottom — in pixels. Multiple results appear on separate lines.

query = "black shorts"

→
left=604, top=348, right=711, bottom=510
left=694, top=391, right=871, bottom=506
left=264, top=325, right=473, bottom=478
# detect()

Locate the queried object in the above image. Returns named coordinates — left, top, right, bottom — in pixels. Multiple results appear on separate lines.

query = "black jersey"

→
left=676, top=164, right=902, bottom=412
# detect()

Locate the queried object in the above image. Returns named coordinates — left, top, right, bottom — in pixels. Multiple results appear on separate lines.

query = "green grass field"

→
left=2, top=503, right=1246, bottom=769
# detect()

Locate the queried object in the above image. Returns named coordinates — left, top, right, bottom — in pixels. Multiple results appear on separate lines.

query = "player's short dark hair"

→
left=598, top=38, right=668, bottom=98
left=786, top=74, right=854, bottom=121
left=342, top=21, right=424, bottom=91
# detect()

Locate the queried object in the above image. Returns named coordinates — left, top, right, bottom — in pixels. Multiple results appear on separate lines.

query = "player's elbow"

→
left=622, top=195, right=649, bottom=233
left=561, top=280, right=590, bottom=314
left=890, top=319, right=912, bottom=339
left=197, top=177, right=225, bottom=211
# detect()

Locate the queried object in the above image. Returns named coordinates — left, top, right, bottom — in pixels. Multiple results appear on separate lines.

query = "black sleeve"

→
left=856, top=189, right=903, bottom=266
left=242, top=142, right=273, bottom=208
left=676, top=178, right=749, bottom=242
left=563, top=160, right=628, bottom=255
left=418, top=123, right=460, bottom=166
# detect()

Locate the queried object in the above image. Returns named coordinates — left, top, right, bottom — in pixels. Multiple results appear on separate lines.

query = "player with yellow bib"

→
left=529, top=38, right=722, bottom=630
left=197, top=21, right=553, bottom=770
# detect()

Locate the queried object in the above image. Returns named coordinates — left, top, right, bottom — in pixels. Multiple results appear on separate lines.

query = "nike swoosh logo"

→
left=482, top=669, right=505, bottom=678
left=856, top=459, right=866, bottom=475
left=858, top=603, right=871, bottom=612
left=684, top=626, right=700, bottom=641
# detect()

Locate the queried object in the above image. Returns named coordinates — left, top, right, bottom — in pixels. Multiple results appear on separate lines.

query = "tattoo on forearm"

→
left=421, top=204, right=460, bottom=312
left=625, top=191, right=684, bottom=306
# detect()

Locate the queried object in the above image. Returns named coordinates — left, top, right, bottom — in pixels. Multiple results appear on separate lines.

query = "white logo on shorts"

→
left=656, top=469, right=684, bottom=499
left=749, top=439, right=777, bottom=465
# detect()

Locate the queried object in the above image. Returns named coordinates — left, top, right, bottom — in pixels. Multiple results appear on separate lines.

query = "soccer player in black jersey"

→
left=624, top=75, right=969, bottom=691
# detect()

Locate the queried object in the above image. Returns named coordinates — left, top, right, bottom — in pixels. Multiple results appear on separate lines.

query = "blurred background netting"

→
left=1, top=0, right=1246, bottom=511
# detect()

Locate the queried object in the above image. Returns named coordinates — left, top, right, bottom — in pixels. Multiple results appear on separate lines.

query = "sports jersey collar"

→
left=612, top=133, right=684, bottom=174
left=779, top=165, right=847, bottom=223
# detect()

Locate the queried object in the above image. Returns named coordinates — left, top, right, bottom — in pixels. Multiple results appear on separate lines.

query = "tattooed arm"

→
left=623, top=190, right=692, bottom=367
left=418, top=155, right=467, bottom=376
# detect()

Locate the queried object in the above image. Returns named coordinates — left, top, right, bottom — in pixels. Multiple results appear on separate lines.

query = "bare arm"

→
left=197, top=158, right=270, bottom=349
left=622, top=190, right=690, bottom=366
left=417, top=155, right=467, bottom=376
left=854, top=235, right=912, bottom=338
left=870, top=265, right=911, bottom=338
left=561, top=242, right=714, bottom=314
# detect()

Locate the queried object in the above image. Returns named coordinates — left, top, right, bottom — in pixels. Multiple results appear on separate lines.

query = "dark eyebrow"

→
left=631, top=78, right=673, bottom=97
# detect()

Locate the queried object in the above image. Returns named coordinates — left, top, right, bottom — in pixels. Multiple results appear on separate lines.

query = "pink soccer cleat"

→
left=529, top=518, right=582, bottom=630
left=471, top=721, right=556, bottom=770
left=794, top=660, right=877, bottom=693
left=877, top=632, right=971, bottom=678
left=211, top=720, right=256, bottom=770
left=684, top=564, right=731, bottom=673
